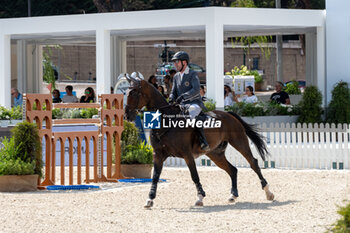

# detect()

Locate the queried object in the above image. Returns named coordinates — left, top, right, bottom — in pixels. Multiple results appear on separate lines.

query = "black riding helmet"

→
left=171, top=51, right=190, bottom=63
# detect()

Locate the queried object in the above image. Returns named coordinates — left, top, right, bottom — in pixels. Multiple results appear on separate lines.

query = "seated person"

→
left=270, top=81, right=290, bottom=104
left=164, top=75, right=172, bottom=97
left=62, top=85, right=78, bottom=103
left=11, top=88, right=23, bottom=107
left=148, top=75, right=158, bottom=89
left=224, top=85, right=234, bottom=107
left=52, top=89, right=62, bottom=103
left=234, top=86, right=258, bottom=104
left=200, top=85, right=207, bottom=102
left=157, top=85, right=168, bottom=98
left=80, top=87, right=96, bottom=103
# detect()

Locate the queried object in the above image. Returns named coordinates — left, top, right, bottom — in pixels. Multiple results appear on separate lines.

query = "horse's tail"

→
left=227, top=111, right=268, bottom=161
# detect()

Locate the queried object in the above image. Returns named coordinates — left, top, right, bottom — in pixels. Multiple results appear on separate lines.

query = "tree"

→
left=0, top=0, right=97, bottom=18
left=231, top=0, right=273, bottom=69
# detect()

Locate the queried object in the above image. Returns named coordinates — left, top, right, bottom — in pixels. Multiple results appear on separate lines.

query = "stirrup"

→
left=200, top=142, right=210, bottom=151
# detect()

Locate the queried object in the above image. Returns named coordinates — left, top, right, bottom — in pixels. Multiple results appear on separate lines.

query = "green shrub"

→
left=121, top=142, right=153, bottom=164
left=284, top=81, right=301, bottom=95
left=0, top=137, right=36, bottom=176
left=10, top=106, right=22, bottom=120
left=297, top=86, right=323, bottom=123
left=204, top=99, right=216, bottom=112
left=121, top=121, right=140, bottom=148
left=11, top=122, right=43, bottom=176
left=120, top=120, right=153, bottom=164
left=80, top=108, right=98, bottom=118
left=327, top=203, right=350, bottom=233
left=52, top=108, right=63, bottom=119
left=52, top=108, right=99, bottom=119
left=71, top=109, right=81, bottom=118
left=225, top=101, right=300, bottom=117
left=326, top=81, right=350, bottom=124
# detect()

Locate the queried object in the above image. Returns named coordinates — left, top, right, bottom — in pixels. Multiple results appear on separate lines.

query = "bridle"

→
left=126, top=81, right=143, bottom=114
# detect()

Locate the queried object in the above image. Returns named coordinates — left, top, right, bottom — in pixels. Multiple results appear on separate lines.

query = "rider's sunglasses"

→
left=85, top=91, right=90, bottom=94
left=173, top=59, right=181, bottom=64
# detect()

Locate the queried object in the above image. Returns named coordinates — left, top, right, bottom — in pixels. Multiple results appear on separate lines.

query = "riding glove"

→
left=176, top=95, right=184, bottom=104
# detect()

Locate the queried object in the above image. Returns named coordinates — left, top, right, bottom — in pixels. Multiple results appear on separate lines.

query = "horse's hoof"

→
left=228, top=194, right=238, bottom=203
left=264, top=185, right=274, bottom=201
left=195, top=200, right=203, bottom=206
left=144, top=199, right=154, bottom=209
left=266, top=192, right=274, bottom=201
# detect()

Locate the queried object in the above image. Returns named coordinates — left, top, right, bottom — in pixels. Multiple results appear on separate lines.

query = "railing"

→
left=23, top=93, right=124, bottom=186
left=164, top=123, right=350, bottom=170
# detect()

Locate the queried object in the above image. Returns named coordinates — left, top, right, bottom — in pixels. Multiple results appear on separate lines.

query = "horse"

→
left=124, top=74, right=274, bottom=208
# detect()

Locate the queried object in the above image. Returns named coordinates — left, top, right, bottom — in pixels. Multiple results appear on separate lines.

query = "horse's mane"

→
left=141, top=80, right=178, bottom=113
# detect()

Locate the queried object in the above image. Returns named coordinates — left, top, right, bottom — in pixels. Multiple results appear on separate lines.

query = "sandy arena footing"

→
left=0, top=167, right=349, bottom=233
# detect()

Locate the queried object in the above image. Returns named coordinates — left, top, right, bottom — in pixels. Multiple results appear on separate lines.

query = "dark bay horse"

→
left=124, top=76, right=274, bottom=208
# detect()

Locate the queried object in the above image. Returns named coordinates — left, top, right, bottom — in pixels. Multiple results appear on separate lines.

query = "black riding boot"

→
left=195, top=114, right=210, bottom=152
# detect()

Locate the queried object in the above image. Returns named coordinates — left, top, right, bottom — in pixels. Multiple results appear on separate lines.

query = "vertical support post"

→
left=96, top=29, right=111, bottom=95
left=60, top=138, right=65, bottom=185
left=17, top=40, right=27, bottom=94
left=111, top=36, right=127, bottom=89
left=85, top=138, right=90, bottom=183
left=77, top=138, right=82, bottom=184
left=69, top=138, right=73, bottom=185
left=93, top=137, right=98, bottom=182
left=275, top=0, right=283, bottom=82
left=51, top=137, right=56, bottom=183
left=317, top=26, right=326, bottom=107
left=205, top=17, right=224, bottom=109
left=305, top=32, right=317, bottom=86
left=276, top=35, right=283, bottom=82
left=0, top=34, right=11, bottom=108
left=107, top=133, right=112, bottom=178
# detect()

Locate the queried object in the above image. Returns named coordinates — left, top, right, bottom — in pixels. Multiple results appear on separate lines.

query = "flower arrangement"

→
left=227, top=65, right=263, bottom=83
left=0, top=106, right=22, bottom=120
left=225, top=101, right=300, bottom=117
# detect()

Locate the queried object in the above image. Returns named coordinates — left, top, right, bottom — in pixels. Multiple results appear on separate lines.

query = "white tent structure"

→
left=0, top=6, right=330, bottom=108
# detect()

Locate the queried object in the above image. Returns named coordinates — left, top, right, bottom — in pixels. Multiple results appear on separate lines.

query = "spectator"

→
left=164, top=75, right=172, bottom=97
left=270, top=81, right=290, bottom=104
left=200, top=85, right=207, bottom=102
left=11, top=88, right=22, bottom=107
left=148, top=75, right=158, bottom=89
left=62, top=85, right=78, bottom=103
left=224, top=85, right=234, bottom=107
left=80, top=87, right=96, bottom=103
left=157, top=86, right=167, bottom=98
left=169, top=69, right=176, bottom=81
left=52, top=89, right=62, bottom=103
left=234, top=86, right=258, bottom=104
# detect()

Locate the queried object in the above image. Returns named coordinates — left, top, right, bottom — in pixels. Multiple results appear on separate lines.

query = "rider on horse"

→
left=168, top=51, right=210, bottom=152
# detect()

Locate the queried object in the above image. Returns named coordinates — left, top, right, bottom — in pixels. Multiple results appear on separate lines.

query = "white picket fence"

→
left=164, top=123, right=350, bottom=170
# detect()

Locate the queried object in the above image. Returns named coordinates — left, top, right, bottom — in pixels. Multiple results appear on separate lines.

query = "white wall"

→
left=326, top=0, right=350, bottom=103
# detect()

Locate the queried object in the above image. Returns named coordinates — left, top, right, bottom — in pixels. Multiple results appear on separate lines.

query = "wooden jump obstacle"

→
left=23, top=93, right=125, bottom=186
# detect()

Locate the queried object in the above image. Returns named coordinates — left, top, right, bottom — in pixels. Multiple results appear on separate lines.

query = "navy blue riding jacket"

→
left=169, top=67, right=205, bottom=109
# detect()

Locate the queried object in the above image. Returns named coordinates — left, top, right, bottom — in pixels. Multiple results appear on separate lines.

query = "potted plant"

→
left=284, top=80, right=302, bottom=105
left=0, top=122, right=43, bottom=192
left=230, top=65, right=264, bottom=91
left=225, top=101, right=301, bottom=125
left=119, top=121, right=153, bottom=178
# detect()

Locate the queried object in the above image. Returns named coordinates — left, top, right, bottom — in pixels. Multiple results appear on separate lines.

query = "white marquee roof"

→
left=0, top=7, right=326, bottom=107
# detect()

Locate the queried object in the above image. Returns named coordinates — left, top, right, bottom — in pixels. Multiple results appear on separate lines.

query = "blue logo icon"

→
left=143, top=110, right=161, bottom=129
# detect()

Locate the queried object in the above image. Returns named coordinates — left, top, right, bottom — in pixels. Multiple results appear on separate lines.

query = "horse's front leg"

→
left=184, top=156, right=206, bottom=206
left=144, top=155, right=164, bottom=208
